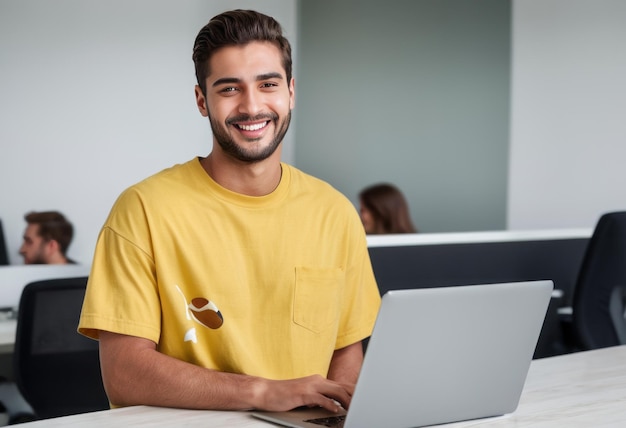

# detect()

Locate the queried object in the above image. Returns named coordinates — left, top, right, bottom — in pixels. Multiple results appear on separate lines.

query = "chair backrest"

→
left=12, top=276, right=109, bottom=419
left=573, top=211, right=626, bottom=350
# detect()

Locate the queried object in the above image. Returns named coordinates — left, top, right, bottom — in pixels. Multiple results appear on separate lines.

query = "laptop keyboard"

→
left=304, top=415, right=346, bottom=427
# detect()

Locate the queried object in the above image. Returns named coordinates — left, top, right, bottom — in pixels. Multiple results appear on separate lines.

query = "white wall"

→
left=0, top=0, right=297, bottom=265
left=296, top=0, right=511, bottom=234
left=4, top=0, right=625, bottom=265
left=508, top=0, right=626, bottom=230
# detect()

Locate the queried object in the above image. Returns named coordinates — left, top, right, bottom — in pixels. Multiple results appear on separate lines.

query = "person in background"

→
left=19, top=211, right=75, bottom=264
left=359, top=183, right=417, bottom=234
left=78, top=9, right=380, bottom=413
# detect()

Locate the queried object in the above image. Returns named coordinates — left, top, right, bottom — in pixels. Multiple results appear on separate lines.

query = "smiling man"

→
left=79, top=10, right=380, bottom=413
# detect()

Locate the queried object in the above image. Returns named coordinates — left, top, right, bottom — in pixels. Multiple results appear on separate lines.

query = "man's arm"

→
left=99, top=331, right=353, bottom=412
left=326, top=341, right=364, bottom=385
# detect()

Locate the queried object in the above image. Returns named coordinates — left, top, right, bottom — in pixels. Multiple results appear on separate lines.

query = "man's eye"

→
left=220, top=87, right=238, bottom=93
left=261, top=82, right=278, bottom=88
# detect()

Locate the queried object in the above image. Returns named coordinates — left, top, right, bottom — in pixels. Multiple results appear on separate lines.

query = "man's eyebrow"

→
left=212, top=77, right=241, bottom=88
left=212, top=72, right=284, bottom=88
left=257, top=72, right=283, bottom=81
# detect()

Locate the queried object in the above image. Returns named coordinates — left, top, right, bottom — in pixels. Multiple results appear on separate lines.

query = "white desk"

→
left=0, top=319, right=16, bottom=354
left=15, top=345, right=626, bottom=427
left=0, top=319, right=17, bottom=380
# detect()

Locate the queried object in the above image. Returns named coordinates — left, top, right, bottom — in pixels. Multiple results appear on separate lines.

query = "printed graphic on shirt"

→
left=184, top=327, right=197, bottom=344
left=175, top=285, right=224, bottom=344
left=188, top=297, right=224, bottom=329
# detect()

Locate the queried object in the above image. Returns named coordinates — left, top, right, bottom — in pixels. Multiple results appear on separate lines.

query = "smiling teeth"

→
left=239, top=122, right=267, bottom=131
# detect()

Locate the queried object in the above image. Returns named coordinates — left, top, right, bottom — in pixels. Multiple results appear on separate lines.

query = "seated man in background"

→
left=19, top=211, right=75, bottom=264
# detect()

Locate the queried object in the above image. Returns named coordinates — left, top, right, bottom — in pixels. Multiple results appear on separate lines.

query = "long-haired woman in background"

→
left=358, top=183, right=417, bottom=234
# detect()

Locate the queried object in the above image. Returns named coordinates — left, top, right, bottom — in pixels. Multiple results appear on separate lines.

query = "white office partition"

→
left=0, top=264, right=91, bottom=309
left=366, top=228, right=591, bottom=248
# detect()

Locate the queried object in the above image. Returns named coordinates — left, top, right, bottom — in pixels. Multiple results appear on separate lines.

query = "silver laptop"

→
left=252, top=280, right=553, bottom=428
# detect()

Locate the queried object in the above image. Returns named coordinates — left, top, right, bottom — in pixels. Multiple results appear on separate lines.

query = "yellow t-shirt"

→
left=79, top=158, right=380, bottom=379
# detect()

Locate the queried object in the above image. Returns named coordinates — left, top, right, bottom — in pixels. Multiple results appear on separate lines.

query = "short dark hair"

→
left=24, top=211, right=74, bottom=255
left=192, top=9, right=293, bottom=95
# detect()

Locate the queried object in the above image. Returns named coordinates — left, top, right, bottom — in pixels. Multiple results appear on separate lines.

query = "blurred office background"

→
left=1, top=0, right=625, bottom=265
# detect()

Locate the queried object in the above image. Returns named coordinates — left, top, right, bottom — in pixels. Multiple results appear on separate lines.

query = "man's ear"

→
left=289, top=78, right=295, bottom=110
left=195, top=85, right=209, bottom=117
left=47, top=239, right=61, bottom=254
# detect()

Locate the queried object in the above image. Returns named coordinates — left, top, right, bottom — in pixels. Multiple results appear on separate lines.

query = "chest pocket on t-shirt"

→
left=293, top=267, right=344, bottom=334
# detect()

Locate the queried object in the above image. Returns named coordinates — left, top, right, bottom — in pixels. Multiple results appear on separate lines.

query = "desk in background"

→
left=0, top=318, right=16, bottom=381
left=0, top=319, right=16, bottom=354
left=14, top=345, right=626, bottom=427
left=367, top=229, right=591, bottom=358
left=367, top=228, right=590, bottom=305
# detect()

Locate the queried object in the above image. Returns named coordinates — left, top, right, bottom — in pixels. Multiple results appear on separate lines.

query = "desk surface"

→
left=0, top=319, right=16, bottom=354
left=16, top=345, right=626, bottom=427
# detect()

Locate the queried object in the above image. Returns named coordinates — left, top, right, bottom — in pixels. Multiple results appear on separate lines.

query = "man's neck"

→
left=200, top=151, right=283, bottom=197
left=46, top=254, right=70, bottom=265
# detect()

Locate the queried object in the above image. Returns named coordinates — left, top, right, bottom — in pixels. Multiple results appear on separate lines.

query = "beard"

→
left=208, top=110, right=291, bottom=163
left=26, top=245, right=47, bottom=264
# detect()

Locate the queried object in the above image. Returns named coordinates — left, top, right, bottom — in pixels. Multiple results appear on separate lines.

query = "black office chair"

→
left=8, top=276, right=109, bottom=422
left=0, top=219, right=8, bottom=266
left=568, top=212, right=626, bottom=351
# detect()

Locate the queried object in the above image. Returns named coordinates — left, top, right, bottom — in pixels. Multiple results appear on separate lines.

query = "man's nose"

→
left=238, top=89, right=262, bottom=115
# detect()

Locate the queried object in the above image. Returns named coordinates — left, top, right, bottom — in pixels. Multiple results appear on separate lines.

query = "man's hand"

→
left=251, top=342, right=364, bottom=412
left=254, top=374, right=354, bottom=412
